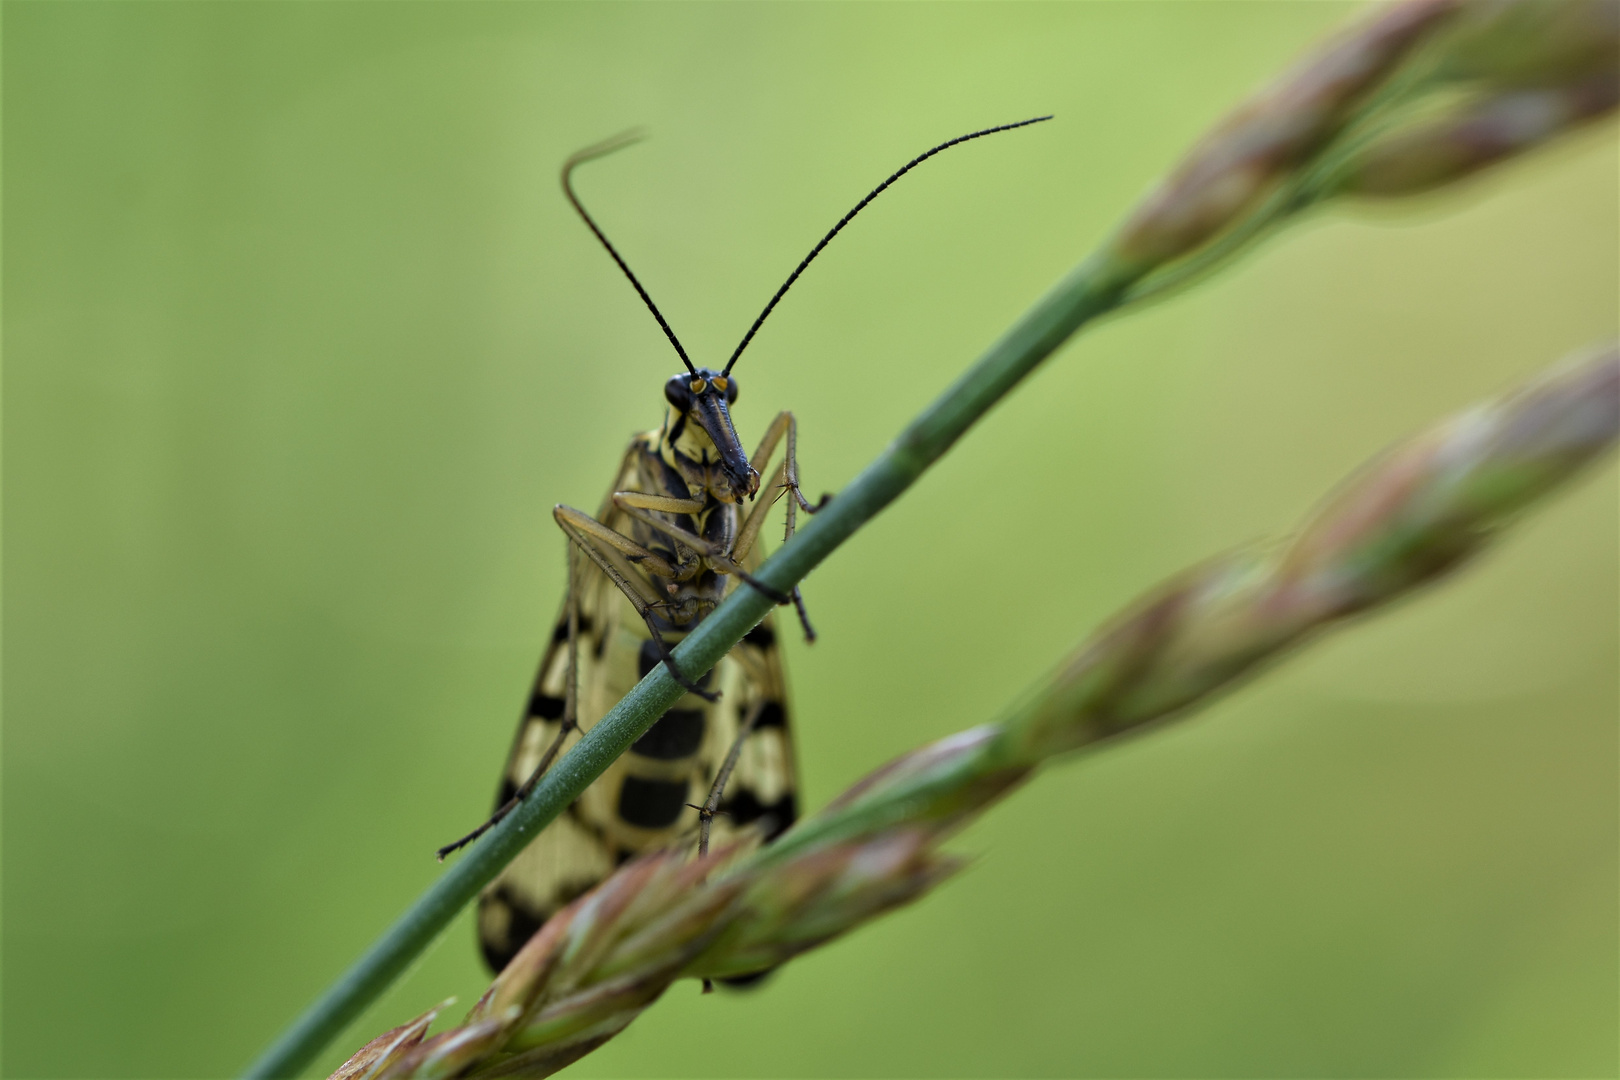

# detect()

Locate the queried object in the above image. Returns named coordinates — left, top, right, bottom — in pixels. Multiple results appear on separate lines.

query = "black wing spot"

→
left=479, top=872, right=604, bottom=973
left=753, top=701, right=787, bottom=729
left=527, top=691, right=566, bottom=720
left=550, top=615, right=592, bottom=644
left=743, top=624, right=775, bottom=649
left=722, top=790, right=798, bottom=841
left=617, top=776, right=689, bottom=829
left=637, top=639, right=661, bottom=679
left=565, top=801, right=601, bottom=834
left=637, top=638, right=713, bottom=687
left=631, top=708, right=706, bottom=760
left=480, top=890, right=544, bottom=973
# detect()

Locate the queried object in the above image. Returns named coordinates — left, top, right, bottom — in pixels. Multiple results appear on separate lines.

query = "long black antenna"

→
left=721, top=115, right=1052, bottom=376
left=562, top=130, right=696, bottom=375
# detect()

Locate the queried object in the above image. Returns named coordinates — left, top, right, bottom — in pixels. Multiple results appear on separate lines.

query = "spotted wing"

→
left=706, top=565, right=798, bottom=850
left=475, top=445, right=639, bottom=973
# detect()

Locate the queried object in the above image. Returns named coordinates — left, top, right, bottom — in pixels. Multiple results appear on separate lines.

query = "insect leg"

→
left=436, top=547, right=586, bottom=860
left=690, top=697, right=768, bottom=994
left=694, top=698, right=768, bottom=858
left=555, top=508, right=719, bottom=701
left=781, top=586, right=815, bottom=639
left=555, top=504, right=680, bottom=579
left=747, top=410, right=788, bottom=474
left=750, top=411, right=823, bottom=519
left=732, top=460, right=789, bottom=565
left=776, top=414, right=824, bottom=642
left=563, top=542, right=581, bottom=735
left=746, top=412, right=820, bottom=642
left=610, top=490, right=706, bottom=516
left=612, top=496, right=792, bottom=605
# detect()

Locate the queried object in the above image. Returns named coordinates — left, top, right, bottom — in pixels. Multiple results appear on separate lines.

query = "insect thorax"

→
left=627, top=422, right=739, bottom=630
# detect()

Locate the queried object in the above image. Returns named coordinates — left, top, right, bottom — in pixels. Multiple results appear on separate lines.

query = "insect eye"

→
left=720, top=374, right=738, bottom=404
left=664, top=375, right=691, bottom=410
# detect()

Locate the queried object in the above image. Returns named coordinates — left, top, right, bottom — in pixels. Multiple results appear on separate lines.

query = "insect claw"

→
left=662, top=657, right=720, bottom=701
left=435, top=826, right=485, bottom=861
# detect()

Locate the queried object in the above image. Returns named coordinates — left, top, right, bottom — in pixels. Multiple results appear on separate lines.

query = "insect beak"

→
left=691, top=392, right=759, bottom=500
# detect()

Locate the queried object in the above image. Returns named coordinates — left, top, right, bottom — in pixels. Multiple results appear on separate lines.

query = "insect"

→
left=453, top=117, right=1051, bottom=973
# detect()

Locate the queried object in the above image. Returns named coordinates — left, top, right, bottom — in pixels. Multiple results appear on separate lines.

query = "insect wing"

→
left=707, top=541, right=797, bottom=847
left=475, top=448, right=635, bottom=972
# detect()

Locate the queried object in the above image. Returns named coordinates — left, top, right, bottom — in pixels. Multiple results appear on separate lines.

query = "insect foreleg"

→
left=611, top=496, right=792, bottom=605
left=732, top=460, right=789, bottom=565
left=554, top=508, right=719, bottom=701
left=750, top=411, right=822, bottom=521
left=776, top=414, right=821, bottom=642
left=611, top=490, right=706, bottom=516
left=554, top=504, right=680, bottom=580
left=745, top=412, right=820, bottom=642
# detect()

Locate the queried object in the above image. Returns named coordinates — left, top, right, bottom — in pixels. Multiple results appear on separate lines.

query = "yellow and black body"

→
left=477, top=369, right=807, bottom=972
left=449, top=116, right=1050, bottom=972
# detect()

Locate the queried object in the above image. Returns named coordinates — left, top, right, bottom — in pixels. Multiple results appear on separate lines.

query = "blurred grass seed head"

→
left=337, top=343, right=1620, bottom=1080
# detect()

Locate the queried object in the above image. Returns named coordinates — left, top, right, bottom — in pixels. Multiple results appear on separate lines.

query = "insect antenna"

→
left=720, top=115, right=1052, bottom=376
left=562, top=130, right=697, bottom=375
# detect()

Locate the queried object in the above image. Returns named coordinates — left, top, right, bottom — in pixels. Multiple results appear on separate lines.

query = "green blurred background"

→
left=4, top=3, right=1616, bottom=1077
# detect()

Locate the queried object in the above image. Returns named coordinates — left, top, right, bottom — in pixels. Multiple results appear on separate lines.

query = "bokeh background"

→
left=5, top=3, right=1616, bottom=1078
